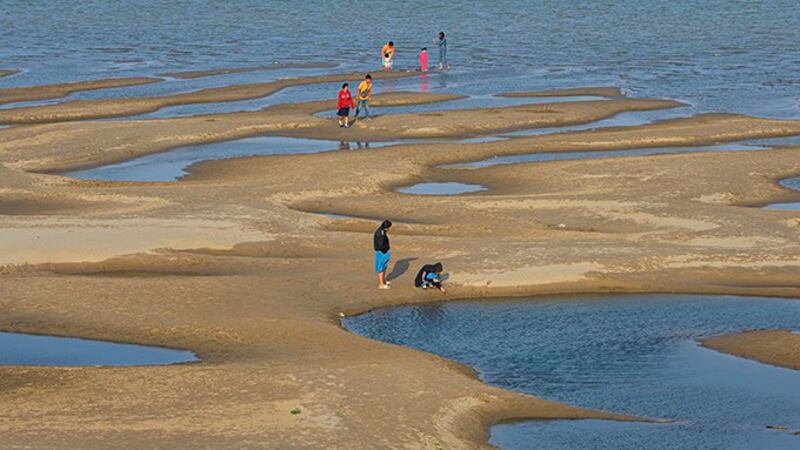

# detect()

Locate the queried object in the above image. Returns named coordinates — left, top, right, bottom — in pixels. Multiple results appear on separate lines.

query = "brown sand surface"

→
left=0, top=77, right=160, bottom=105
left=0, top=69, right=19, bottom=78
left=702, top=330, right=800, bottom=370
left=160, top=63, right=340, bottom=79
left=2, top=79, right=800, bottom=448
left=0, top=70, right=419, bottom=124
left=497, top=86, right=623, bottom=98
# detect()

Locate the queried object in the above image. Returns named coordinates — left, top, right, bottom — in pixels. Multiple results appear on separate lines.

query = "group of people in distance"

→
left=374, top=220, right=446, bottom=292
left=382, top=32, right=448, bottom=72
left=335, top=32, right=449, bottom=128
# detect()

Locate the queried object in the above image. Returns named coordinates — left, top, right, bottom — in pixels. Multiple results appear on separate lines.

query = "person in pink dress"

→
left=419, top=47, right=429, bottom=72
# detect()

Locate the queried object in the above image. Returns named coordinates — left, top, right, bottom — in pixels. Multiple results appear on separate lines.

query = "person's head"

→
left=433, top=262, right=443, bottom=273
left=365, top=74, right=372, bottom=81
left=388, top=41, right=394, bottom=47
left=439, top=32, right=445, bottom=39
left=421, top=47, right=427, bottom=52
left=342, top=82, right=349, bottom=90
left=380, top=219, right=392, bottom=230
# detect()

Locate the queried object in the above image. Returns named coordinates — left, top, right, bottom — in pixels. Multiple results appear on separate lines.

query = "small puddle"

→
left=766, top=176, right=800, bottom=210
left=445, top=143, right=766, bottom=169
left=0, top=331, right=198, bottom=366
left=397, top=182, right=487, bottom=195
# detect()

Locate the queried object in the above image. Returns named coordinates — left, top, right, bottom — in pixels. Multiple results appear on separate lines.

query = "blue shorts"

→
left=375, top=250, right=391, bottom=273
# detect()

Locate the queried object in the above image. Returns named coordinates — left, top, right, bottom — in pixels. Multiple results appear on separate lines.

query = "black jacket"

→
left=374, top=227, right=390, bottom=253
left=415, top=264, right=437, bottom=287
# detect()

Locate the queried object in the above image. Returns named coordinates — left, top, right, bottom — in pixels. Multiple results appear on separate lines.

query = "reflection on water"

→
left=339, top=141, right=371, bottom=151
left=0, top=332, right=197, bottom=366
left=343, top=294, right=800, bottom=449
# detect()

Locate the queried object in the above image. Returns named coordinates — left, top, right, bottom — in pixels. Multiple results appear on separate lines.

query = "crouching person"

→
left=414, top=262, right=446, bottom=293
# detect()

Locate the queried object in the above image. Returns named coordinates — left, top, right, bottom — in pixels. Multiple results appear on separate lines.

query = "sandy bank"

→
left=0, top=77, right=160, bottom=106
left=497, top=86, right=623, bottom=98
left=702, top=329, right=800, bottom=370
left=1, top=83, right=800, bottom=448
left=0, top=69, right=19, bottom=78
left=160, top=62, right=339, bottom=79
left=0, top=70, right=419, bottom=124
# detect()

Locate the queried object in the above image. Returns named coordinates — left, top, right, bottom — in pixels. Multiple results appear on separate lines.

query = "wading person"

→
left=435, top=32, right=448, bottom=70
left=419, top=47, right=428, bottom=72
left=381, top=41, right=395, bottom=70
left=414, top=262, right=446, bottom=293
left=354, top=74, right=372, bottom=119
left=374, top=220, right=392, bottom=289
left=336, top=83, right=355, bottom=128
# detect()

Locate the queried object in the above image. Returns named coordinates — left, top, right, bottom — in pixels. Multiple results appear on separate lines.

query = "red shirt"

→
left=337, top=89, right=355, bottom=109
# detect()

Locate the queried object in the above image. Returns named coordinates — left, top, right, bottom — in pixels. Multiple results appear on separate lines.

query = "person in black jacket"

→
left=415, top=262, right=446, bottom=293
left=374, top=220, right=392, bottom=289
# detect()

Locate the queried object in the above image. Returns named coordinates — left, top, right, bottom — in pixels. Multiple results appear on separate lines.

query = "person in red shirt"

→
left=336, top=83, right=356, bottom=128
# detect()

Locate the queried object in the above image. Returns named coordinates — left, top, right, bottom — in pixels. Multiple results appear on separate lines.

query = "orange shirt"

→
left=381, top=44, right=394, bottom=60
left=357, top=80, right=372, bottom=100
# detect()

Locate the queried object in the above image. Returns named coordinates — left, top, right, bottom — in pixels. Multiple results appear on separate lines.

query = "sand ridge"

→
left=1, top=76, right=800, bottom=448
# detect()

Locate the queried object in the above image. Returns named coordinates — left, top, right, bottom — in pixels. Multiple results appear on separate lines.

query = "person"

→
left=435, top=32, right=448, bottom=70
left=336, top=83, right=355, bottom=128
left=381, top=41, right=395, bottom=70
left=374, top=220, right=392, bottom=289
left=355, top=74, right=372, bottom=119
left=419, top=47, right=428, bottom=72
left=414, top=262, right=446, bottom=293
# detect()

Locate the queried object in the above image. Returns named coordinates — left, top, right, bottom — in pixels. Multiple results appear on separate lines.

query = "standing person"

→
left=419, top=47, right=429, bottom=72
left=381, top=41, right=395, bottom=70
left=336, top=83, right=355, bottom=128
left=374, top=220, right=392, bottom=289
left=435, top=32, right=448, bottom=70
left=355, top=74, right=372, bottom=119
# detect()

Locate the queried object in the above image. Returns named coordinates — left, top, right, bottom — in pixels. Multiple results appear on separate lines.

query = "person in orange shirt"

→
left=355, top=74, right=372, bottom=119
left=381, top=41, right=395, bottom=70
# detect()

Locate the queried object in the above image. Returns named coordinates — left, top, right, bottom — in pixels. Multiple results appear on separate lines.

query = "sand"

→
left=0, top=69, right=19, bottom=78
left=702, top=330, right=800, bottom=370
left=0, top=77, right=160, bottom=105
left=160, top=63, right=340, bottom=79
left=1, top=74, right=800, bottom=448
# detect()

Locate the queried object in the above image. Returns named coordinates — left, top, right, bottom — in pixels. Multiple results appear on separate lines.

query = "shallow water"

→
left=2, top=1, right=799, bottom=120
left=765, top=176, right=800, bottom=210
left=66, top=136, right=400, bottom=181
left=0, top=331, right=197, bottom=366
left=397, top=182, right=487, bottom=195
left=343, top=294, right=800, bottom=449
left=445, top=143, right=766, bottom=169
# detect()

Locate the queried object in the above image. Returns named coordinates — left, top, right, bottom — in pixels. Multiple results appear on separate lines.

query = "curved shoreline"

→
left=159, top=62, right=340, bottom=79
left=2, top=78, right=800, bottom=447
left=0, top=77, right=161, bottom=106
left=701, top=329, right=800, bottom=370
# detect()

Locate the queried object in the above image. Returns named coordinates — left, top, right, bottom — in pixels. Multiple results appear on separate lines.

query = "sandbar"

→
left=702, top=329, right=800, bottom=370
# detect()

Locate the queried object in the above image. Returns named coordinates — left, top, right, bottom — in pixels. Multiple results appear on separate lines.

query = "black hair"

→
left=380, top=220, right=392, bottom=229
left=421, top=47, right=427, bottom=51
left=342, top=83, right=349, bottom=88
left=365, top=74, right=372, bottom=79
left=433, top=262, right=443, bottom=272
left=388, top=41, right=394, bottom=46
left=439, top=32, right=445, bottom=38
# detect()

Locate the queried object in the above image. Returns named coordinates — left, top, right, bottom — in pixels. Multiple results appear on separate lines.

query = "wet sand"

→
left=0, top=70, right=419, bottom=124
left=0, top=69, right=19, bottom=78
left=1, top=76, right=800, bottom=448
left=497, top=86, right=623, bottom=98
left=0, top=77, right=160, bottom=105
left=160, top=62, right=340, bottom=79
left=702, top=329, right=800, bottom=370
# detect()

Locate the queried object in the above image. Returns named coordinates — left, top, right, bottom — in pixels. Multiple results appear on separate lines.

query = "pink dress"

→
left=419, top=50, right=428, bottom=72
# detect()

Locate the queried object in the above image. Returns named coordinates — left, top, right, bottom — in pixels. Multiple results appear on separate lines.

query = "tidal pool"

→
left=397, top=182, right=487, bottom=196
left=342, top=294, right=800, bottom=449
left=0, top=331, right=197, bottom=366
left=765, top=176, right=800, bottom=211
left=444, top=143, right=766, bottom=169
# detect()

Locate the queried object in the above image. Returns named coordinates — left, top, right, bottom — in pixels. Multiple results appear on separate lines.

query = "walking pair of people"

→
left=374, top=220, right=446, bottom=292
left=336, top=74, right=373, bottom=128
